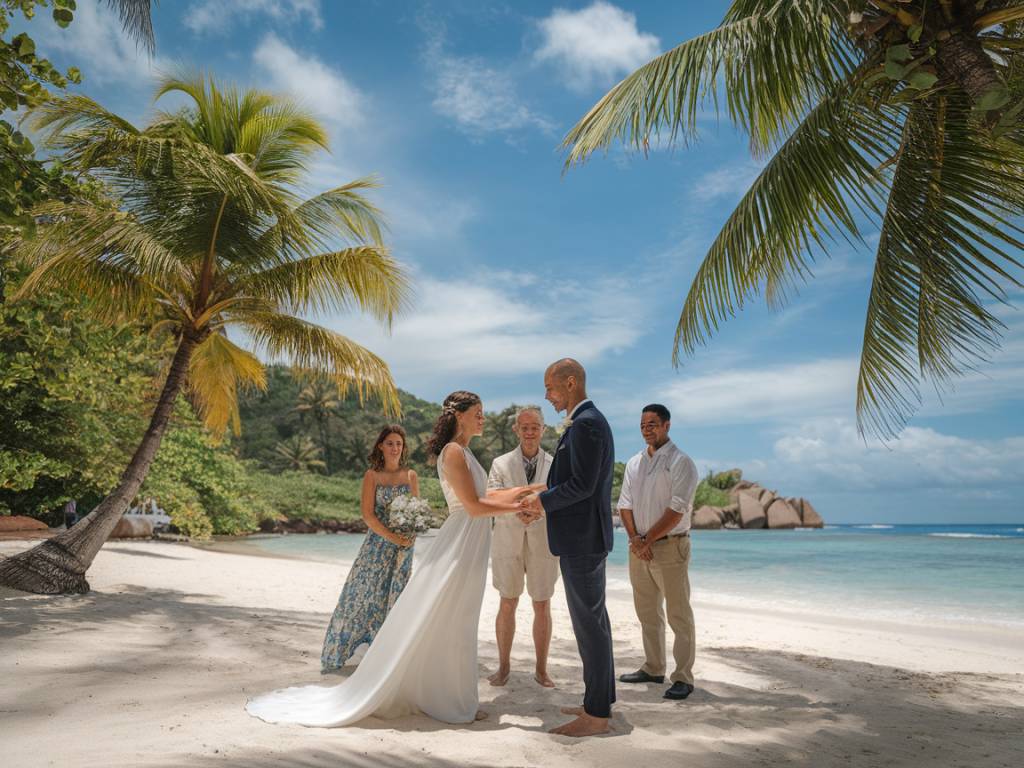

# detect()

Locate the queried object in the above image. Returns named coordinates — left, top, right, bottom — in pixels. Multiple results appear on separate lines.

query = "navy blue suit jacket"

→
left=540, top=401, right=615, bottom=556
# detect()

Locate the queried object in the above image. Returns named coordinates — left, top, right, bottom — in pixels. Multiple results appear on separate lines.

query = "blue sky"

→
left=20, top=1, right=1024, bottom=523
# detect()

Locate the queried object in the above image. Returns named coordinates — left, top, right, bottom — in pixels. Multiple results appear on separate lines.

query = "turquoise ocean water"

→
left=231, top=524, right=1024, bottom=629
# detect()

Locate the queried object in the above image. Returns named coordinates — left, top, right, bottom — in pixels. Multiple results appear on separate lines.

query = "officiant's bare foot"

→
left=474, top=710, right=489, bottom=721
left=488, top=668, right=510, bottom=686
left=549, top=713, right=609, bottom=737
left=534, top=671, right=555, bottom=688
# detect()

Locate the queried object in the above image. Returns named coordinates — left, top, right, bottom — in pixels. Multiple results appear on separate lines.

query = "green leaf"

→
left=887, top=43, right=912, bottom=63
left=908, top=24, right=923, bottom=43
left=975, top=84, right=1010, bottom=112
left=0, top=88, right=19, bottom=111
left=885, top=60, right=907, bottom=80
left=52, top=8, right=74, bottom=27
left=11, top=132, right=35, bottom=155
left=13, top=33, right=36, bottom=58
left=907, top=71, right=938, bottom=90
left=66, top=67, right=82, bottom=85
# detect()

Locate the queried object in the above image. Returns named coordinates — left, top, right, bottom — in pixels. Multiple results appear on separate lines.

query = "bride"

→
left=246, top=390, right=538, bottom=726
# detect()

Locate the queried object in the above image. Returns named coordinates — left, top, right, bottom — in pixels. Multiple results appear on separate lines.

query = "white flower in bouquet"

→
left=554, top=416, right=573, bottom=436
left=387, top=495, right=437, bottom=536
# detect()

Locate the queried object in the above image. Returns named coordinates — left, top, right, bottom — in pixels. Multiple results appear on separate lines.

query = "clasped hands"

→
left=514, top=488, right=544, bottom=525
left=629, top=534, right=653, bottom=561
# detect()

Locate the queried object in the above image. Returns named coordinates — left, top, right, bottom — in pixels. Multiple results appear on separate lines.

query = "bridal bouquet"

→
left=387, top=495, right=437, bottom=536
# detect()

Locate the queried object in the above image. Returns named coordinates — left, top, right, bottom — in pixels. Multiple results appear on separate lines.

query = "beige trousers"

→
left=628, top=535, right=695, bottom=684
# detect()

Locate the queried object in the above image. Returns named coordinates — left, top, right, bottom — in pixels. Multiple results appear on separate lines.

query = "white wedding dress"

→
left=246, top=443, right=491, bottom=726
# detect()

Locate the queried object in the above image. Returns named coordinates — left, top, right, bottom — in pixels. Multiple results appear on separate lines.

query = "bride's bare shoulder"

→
left=439, top=443, right=469, bottom=470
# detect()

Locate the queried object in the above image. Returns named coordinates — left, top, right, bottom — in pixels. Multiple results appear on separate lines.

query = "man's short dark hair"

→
left=642, top=403, right=671, bottom=422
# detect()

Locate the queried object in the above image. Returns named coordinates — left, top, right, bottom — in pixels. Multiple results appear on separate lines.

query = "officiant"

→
left=486, top=406, right=559, bottom=688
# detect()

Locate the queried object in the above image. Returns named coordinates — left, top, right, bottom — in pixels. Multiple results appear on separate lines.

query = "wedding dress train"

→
left=246, top=443, right=491, bottom=726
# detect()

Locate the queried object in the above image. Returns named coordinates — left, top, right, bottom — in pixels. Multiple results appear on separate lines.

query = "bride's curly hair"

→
left=426, top=390, right=481, bottom=462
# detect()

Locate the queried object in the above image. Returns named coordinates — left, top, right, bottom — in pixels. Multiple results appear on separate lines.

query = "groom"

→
left=521, top=358, right=615, bottom=737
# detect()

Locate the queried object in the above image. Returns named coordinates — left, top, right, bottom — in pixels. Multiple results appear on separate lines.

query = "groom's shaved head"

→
left=544, top=359, right=588, bottom=413
left=547, top=358, right=586, bottom=388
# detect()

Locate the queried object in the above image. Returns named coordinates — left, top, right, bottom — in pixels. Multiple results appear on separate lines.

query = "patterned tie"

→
left=524, top=457, right=537, bottom=484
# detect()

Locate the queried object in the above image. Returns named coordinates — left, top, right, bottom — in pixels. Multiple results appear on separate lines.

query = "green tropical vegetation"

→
left=0, top=43, right=410, bottom=591
left=563, top=0, right=1024, bottom=439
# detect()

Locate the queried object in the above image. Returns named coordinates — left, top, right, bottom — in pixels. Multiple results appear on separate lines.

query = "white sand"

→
left=2, top=539, right=1022, bottom=768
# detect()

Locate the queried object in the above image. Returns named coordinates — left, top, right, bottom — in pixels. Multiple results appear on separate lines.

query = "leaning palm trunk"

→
left=1, top=75, right=407, bottom=594
left=0, top=334, right=198, bottom=594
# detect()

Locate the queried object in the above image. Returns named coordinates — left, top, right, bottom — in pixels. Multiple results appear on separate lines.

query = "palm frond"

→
left=188, top=332, right=268, bottom=436
left=241, top=312, right=401, bottom=417
left=236, top=105, right=329, bottom=184
left=30, top=93, right=140, bottom=138
left=252, top=179, right=388, bottom=267
left=17, top=201, right=189, bottom=286
left=240, top=246, right=410, bottom=323
left=857, top=95, right=1024, bottom=437
left=674, top=87, right=897, bottom=360
left=104, top=0, right=156, bottom=54
left=155, top=73, right=327, bottom=171
left=562, top=0, right=851, bottom=166
left=12, top=234, right=160, bottom=325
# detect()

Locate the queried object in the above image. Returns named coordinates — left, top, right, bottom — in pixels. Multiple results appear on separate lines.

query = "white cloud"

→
left=690, top=161, right=764, bottom=202
left=535, top=1, right=660, bottom=91
left=27, top=1, right=166, bottom=90
left=425, top=34, right=553, bottom=140
left=768, top=418, right=1024, bottom=492
left=183, top=0, right=322, bottom=36
left=326, top=267, right=647, bottom=387
left=646, top=295, right=1024, bottom=430
left=252, top=35, right=363, bottom=130
left=656, top=357, right=860, bottom=426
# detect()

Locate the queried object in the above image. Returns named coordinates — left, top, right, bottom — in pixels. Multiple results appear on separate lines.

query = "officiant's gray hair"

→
left=514, top=405, right=544, bottom=426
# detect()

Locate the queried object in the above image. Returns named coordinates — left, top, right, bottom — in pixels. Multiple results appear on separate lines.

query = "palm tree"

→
left=482, top=406, right=518, bottom=455
left=337, top=433, right=371, bottom=473
left=563, top=0, right=1024, bottom=438
left=293, top=378, right=341, bottom=473
left=0, top=75, right=409, bottom=594
left=273, top=435, right=327, bottom=473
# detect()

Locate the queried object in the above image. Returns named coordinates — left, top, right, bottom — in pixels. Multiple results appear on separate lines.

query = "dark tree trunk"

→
left=0, top=334, right=199, bottom=594
left=319, top=416, right=332, bottom=474
left=935, top=26, right=1003, bottom=107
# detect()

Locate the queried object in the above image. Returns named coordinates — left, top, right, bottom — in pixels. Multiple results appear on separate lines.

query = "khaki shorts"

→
left=491, top=516, right=560, bottom=601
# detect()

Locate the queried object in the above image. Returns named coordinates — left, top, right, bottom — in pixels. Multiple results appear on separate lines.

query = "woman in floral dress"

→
left=321, top=425, right=418, bottom=672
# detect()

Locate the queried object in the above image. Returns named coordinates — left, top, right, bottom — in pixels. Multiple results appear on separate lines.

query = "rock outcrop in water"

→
left=693, top=471, right=824, bottom=530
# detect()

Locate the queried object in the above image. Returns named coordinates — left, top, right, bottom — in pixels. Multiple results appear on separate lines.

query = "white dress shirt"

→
left=616, top=439, right=699, bottom=537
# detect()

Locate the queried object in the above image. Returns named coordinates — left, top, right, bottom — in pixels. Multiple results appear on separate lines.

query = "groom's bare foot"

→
left=549, top=713, right=610, bottom=737
left=488, top=668, right=510, bottom=686
left=534, top=671, right=555, bottom=688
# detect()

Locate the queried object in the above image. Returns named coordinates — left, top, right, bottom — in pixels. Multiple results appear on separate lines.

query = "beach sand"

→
left=2, top=539, right=1021, bottom=768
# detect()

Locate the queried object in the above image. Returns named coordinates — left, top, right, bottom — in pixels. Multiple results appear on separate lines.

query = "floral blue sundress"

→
left=320, top=482, right=414, bottom=671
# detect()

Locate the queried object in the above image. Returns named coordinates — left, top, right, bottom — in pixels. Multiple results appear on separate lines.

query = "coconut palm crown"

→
left=0, top=74, right=409, bottom=593
left=563, top=0, right=1024, bottom=438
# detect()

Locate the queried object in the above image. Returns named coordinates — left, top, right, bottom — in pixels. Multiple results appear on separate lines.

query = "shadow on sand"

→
left=3, top=583, right=1023, bottom=767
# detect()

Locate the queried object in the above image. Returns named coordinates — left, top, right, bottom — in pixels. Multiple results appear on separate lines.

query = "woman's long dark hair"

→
left=426, top=391, right=481, bottom=461
left=367, top=424, right=408, bottom=471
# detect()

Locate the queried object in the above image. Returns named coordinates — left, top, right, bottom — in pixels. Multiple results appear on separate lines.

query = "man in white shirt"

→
left=486, top=406, right=558, bottom=688
left=616, top=403, right=699, bottom=700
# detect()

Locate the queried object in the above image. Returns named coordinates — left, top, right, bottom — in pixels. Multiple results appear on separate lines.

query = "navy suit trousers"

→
left=560, top=552, right=616, bottom=718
